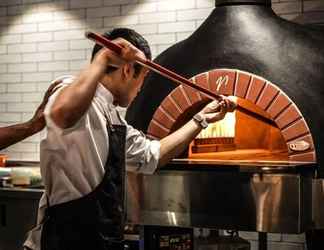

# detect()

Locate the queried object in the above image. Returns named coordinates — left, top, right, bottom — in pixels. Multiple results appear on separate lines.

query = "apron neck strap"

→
left=103, top=108, right=115, bottom=132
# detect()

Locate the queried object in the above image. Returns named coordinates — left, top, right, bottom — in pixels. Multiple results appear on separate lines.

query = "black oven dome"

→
left=216, top=0, right=270, bottom=6
left=126, top=1, right=324, bottom=175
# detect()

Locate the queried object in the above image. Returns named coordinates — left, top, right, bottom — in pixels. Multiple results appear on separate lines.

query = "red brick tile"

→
left=275, top=104, right=301, bottom=129
left=171, top=87, right=190, bottom=112
left=194, top=72, right=209, bottom=90
left=208, top=69, right=236, bottom=96
left=246, top=77, right=266, bottom=104
left=169, top=94, right=183, bottom=113
left=267, top=93, right=291, bottom=119
left=256, top=83, right=279, bottom=111
left=289, top=151, right=316, bottom=163
left=161, top=95, right=182, bottom=120
left=182, top=84, right=201, bottom=104
left=234, top=71, right=252, bottom=98
left=194, top=73, right=210, bottom=99
left=281, top=118, right=310, bottom=141
left=152, top=107, right=175, bottom=130
left=179, top=85, right=192, bottom=106
left=147, top=119, right=170, bottom=139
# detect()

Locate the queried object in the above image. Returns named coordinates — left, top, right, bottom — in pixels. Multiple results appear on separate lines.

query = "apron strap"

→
left=103, top=108, right=115, bottom=132
left=46, top=195, right=50, bottom=207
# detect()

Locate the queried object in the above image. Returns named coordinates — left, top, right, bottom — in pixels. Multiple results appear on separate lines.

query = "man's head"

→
left=91, top=28, right=151, bottom=107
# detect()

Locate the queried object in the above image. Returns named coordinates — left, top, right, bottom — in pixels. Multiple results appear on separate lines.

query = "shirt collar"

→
left=96, top=83, right=116, bottom=108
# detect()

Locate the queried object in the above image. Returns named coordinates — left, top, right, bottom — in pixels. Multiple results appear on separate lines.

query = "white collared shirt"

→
left=42, top=75, right=160, bottom=206
left=24, top=75, right=160, bottom=250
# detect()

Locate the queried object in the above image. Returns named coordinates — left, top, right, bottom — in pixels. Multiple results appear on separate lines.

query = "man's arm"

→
left=0, top=81, right=60, bottom=151
left=0, top=122, right=40, bottom=151
left=49, top=60, right=106, bottom=129
left=158, top=98, right=236, bottom=167
left=50, top=39, right=145, bottom=129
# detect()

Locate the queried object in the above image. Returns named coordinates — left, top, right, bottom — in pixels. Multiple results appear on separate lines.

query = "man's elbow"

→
left=50, top=105, right=77, bottom=129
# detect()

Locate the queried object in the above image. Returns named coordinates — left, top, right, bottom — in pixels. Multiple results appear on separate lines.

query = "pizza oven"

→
left=146, top=68, right=316, bottom=164
left=125, top=0, right=324, bottom=240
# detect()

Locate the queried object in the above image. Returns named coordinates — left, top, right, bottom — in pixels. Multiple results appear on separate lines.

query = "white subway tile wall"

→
left=0, top=0, right=323, bottom=248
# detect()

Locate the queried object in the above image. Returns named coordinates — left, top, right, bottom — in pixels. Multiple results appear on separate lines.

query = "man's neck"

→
left=99, top=77, right=121, bottom=106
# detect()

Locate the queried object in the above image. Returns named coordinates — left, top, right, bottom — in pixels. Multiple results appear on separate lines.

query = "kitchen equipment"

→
left=0, top=155, right=7, bottom=167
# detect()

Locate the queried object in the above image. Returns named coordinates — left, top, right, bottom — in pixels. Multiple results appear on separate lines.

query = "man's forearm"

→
left=158, top=119, right=202, bottom=167
left=157, top=98, right=235, bottom=168
left=50, top=62, right=106, bottom=129
left=0, top=121, right=39, bottom=151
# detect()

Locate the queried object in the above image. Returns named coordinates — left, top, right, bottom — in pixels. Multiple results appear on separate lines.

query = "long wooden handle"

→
left=85, top=31, right=276, bottom=126
left=86, top=31, right=222, bottom=100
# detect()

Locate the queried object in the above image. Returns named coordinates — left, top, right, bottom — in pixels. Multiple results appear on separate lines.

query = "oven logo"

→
left=215, top=75, right=229, bottom=92
left=289, top=140, right=310, bottom=152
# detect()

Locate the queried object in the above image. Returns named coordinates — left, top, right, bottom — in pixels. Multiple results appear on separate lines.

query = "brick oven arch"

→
left=147, top=69, right=316, bottom=163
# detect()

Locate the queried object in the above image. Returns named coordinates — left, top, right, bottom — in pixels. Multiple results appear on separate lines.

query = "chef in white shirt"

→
left=24, top=28, right=236, bottom=250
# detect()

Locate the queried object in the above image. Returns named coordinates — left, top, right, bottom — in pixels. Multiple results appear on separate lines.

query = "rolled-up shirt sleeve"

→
left=124, top=122, right=160, bottom=175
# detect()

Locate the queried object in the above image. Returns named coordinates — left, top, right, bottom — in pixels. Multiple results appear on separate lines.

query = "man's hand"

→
left=198, top=96, right=237, bottom=124
left=0, top=80, right=61, bottom=150
left=118, top=37, right=146, bottom=62
left=48, top=39, right=143, bottom=130
left=29, top=80, right=61, bottom=133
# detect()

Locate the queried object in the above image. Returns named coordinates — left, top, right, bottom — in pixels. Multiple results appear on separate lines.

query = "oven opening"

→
left=188, top=97, right=288, bottom=161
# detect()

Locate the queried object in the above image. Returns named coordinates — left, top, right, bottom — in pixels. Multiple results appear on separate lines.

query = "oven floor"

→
left=189, top=149, right=289, bottom=161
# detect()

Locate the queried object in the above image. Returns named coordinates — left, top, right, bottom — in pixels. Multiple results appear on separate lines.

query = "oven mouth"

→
left=188, top=97, right=288, bottom=162
left=147, top=69, right=316, bottom=165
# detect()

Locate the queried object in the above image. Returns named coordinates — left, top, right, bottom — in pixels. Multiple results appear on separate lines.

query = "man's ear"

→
left=122, top=63, right=135, bottom=80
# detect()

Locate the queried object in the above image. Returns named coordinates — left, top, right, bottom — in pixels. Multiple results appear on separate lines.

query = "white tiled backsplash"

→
left=1, top=0, right=324, bottom=248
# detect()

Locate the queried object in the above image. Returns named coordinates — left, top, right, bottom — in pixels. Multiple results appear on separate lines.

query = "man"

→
left=0, top=81, right=59, bottom=151
left=25, top=28, right=236, bottom=250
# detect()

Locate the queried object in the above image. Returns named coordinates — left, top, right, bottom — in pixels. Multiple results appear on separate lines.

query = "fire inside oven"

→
left=146, top=69, right=316, bottom=164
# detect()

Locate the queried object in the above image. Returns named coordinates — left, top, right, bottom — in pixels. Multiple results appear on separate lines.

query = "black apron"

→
left=41, top=121, right=126, bottom=250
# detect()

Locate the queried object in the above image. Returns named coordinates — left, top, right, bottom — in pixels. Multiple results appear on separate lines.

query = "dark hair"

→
left=91, top=28, right=151, bottom=77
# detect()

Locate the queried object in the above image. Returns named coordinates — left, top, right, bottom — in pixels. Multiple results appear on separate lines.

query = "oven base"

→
left=127, top=162, right=315, bottom=234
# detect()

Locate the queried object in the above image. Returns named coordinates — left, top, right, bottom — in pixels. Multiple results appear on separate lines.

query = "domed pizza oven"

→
left=127, top=0, right=324, bottom=168
left=125, top=0, right=324, bottom=243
